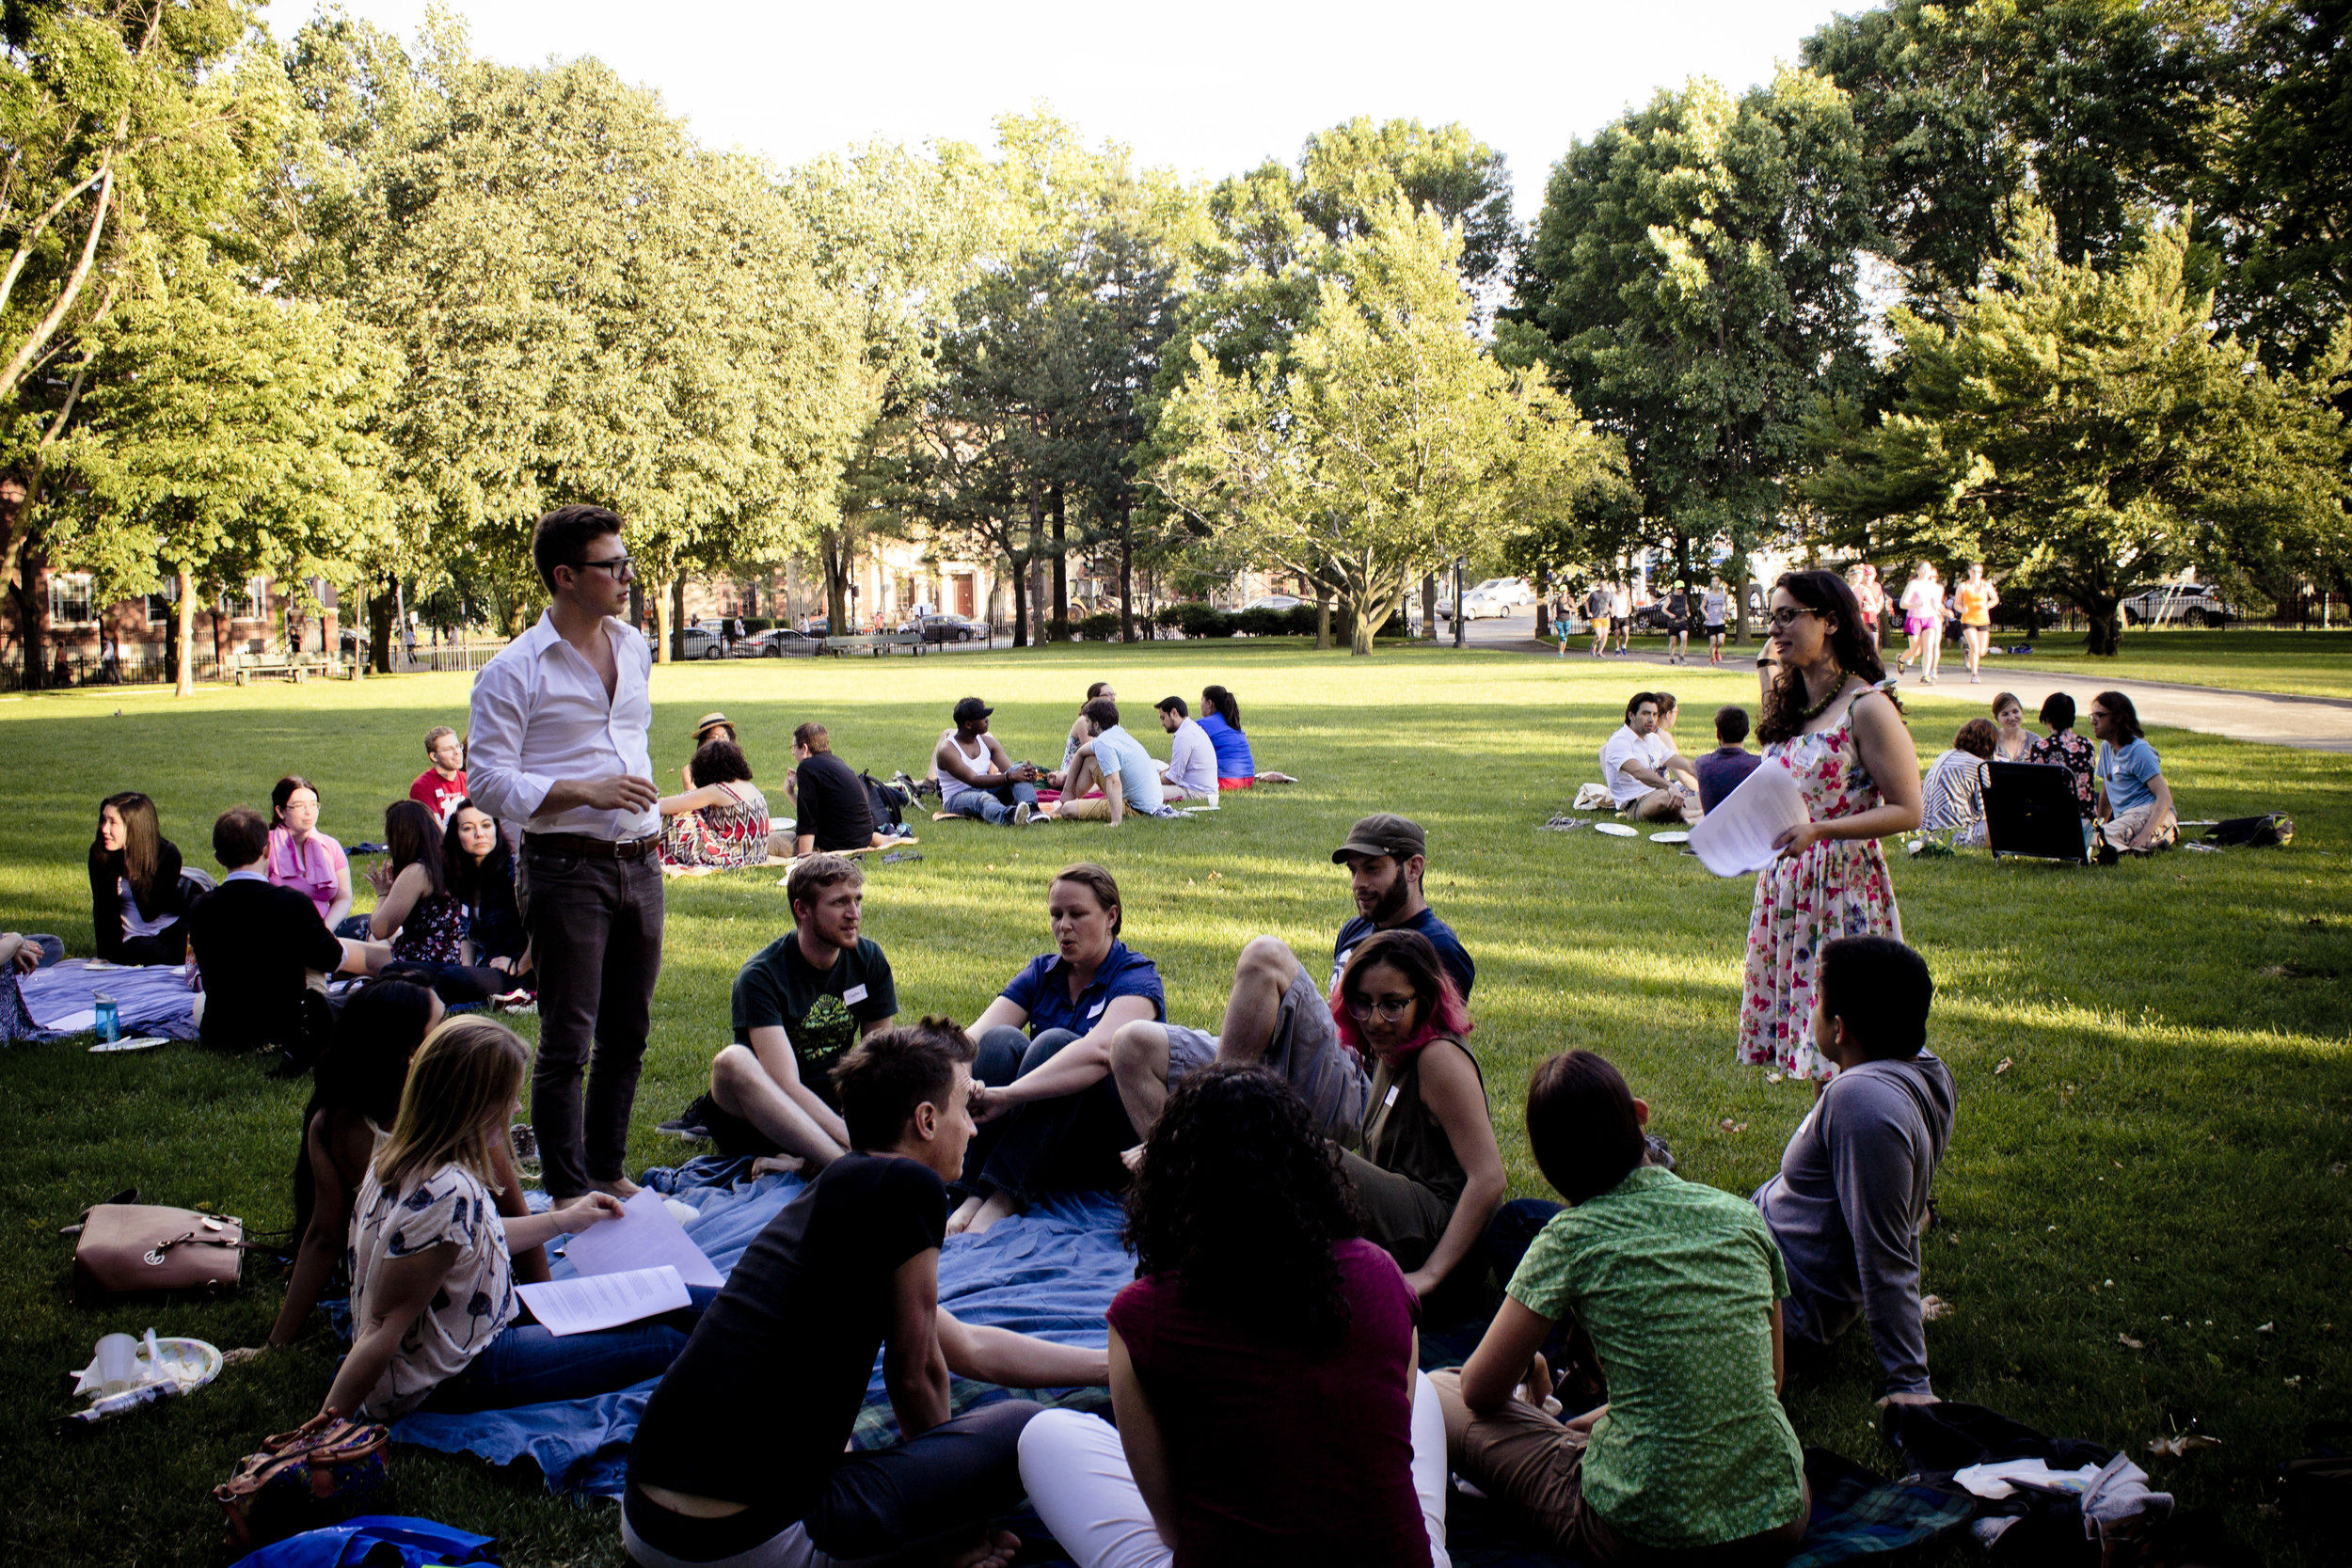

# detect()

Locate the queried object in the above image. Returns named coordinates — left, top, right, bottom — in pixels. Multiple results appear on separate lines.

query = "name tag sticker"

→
left=843, top=984, right=869, bottom=1006
left=1383, top=1084, right=1401, bottom=1109
left=1087, top=998, right=1108, bottom=1019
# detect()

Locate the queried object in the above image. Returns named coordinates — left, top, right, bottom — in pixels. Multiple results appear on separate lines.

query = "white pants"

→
left=1016, top=1372, right=1452, bottom=1568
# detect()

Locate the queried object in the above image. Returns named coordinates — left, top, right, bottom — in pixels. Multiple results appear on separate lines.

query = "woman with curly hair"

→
left=1017, top=1064, right=1452, bottom=1568
left=1739, top=570, right=1921, bottom=1080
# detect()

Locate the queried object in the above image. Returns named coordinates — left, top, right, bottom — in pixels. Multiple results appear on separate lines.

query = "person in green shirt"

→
left=1430, top=1051, right=1810, bottom=1562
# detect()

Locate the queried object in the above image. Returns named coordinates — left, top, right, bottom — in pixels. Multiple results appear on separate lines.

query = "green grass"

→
left=1977, top=627, right=2352, bottom=701
left=4, top=644, right=2349, bottom=1565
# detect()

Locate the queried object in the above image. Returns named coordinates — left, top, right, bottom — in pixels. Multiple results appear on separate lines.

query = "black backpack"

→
left=2204, top=813, right=2294, bottom=848
left=860, top=770, right=910, bottom=832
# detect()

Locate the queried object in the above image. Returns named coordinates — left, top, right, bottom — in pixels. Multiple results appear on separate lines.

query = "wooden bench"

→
left=820, top=631, right=926, bottom=657
left=230, top=651, right=334, bottom=686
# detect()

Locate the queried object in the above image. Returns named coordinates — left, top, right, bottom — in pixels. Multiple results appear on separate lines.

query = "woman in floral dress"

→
left=1738, top=570, right=1924, bottom=1081
left=657, top=737, right=771, bottom=870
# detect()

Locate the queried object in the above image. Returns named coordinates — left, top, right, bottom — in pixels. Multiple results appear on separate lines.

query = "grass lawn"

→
left=1964, top=627, right=2352, bottom=702
left=3, top=642, right=2348, bottom=1565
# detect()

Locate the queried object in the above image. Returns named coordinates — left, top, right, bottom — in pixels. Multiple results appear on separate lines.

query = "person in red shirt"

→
left=409, top=725, right=468, bottom=824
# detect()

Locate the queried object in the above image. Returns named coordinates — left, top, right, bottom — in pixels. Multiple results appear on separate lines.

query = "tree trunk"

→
left=2085, top=601, right=2123, bottom=656
left=0, top=482, right=46, bottom=690
left=1316, top=588, right=1333, bottom=650
left=1008, top=554, right=1029, bottom=647
left=173, top=568, right=196, bottom=698
left=1348, top=590, right=1375, bottom=657
left=1534, top=566, right=1551, bottom=638
left=1118, top=503, right=1135, bottom=643
left=369, top=577, right=395, bottom=673
left=1421, top=572, right=1436, bottom=637
left=1049, top=483, right=1069, bottom=642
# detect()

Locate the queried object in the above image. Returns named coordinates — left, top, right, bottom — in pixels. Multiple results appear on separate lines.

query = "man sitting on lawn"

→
left=1696, top=705, right=1763, bottom=814
left=1108, top=813, right=1474, bottom=1140
left=686, top=853, right=898, bottom=1166
left=187, top=806, right=377, bottom=1065
left=787, top=722, right=882, bottom=855
left=935, top=698, right=1042, bottom=827
left=1602, top=692, right=1699, bottom=824
left=1155, top=694, right=1218, bottom=802
left=1755, top=934, right=1952, bottom=1405
left=1054, top=699, right=1164, bottom=824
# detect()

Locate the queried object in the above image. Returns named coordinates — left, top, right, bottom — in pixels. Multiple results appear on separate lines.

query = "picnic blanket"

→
left=17, top=958, right=199, bottom=1042
left=389, top=1155, right=1126, bottom=1495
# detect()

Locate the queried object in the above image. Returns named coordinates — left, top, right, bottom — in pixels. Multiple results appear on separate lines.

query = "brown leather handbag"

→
left=72, top=1203, right=245, bottom=1305
left=213, top=1412, right=390, bottom=1552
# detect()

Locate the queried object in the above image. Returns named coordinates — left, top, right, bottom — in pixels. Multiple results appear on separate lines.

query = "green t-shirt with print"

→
left=1505, top=1164, right=1805, bottom=1550
left=730, top=932, right=898, bottom=1108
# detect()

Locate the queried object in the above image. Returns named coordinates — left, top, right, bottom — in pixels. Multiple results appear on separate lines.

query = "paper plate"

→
left=88, top=1035, right=168, bottom=1053
left=1650, top=832, right=1692, bottom=844
left=1593, top=822, right=1638, bottom=838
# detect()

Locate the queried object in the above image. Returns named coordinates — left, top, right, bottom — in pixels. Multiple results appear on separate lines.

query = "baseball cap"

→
left=952, top=697, right=993, bottom=722
left=1331, top=813, right=1426, bottom=864
left=691, top=712, right=733, bottom=741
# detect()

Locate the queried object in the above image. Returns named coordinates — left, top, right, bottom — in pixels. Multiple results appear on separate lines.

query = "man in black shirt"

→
left=788, top=722, right=881, bottom=855
left=698, top=854, right=898, bottom=1167
left=185, top=808, right=367, bottom=1062
left=625, top=1022, right=1106, bottom=1568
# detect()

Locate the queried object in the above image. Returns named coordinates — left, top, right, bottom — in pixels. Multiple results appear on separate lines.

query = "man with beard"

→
left=1106, top=814, right=1473, bottom=1142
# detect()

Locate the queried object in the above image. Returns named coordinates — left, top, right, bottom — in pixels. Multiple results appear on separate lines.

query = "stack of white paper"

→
left=560, top=1187, right=723, bottom=1288
left=517, top=1265, right=691, bottom=1336
left=1687, top=763, right=1809, bottom=878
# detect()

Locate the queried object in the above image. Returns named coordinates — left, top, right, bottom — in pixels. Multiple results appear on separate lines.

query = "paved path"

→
left=1460, top=609, right=2352, bottom=754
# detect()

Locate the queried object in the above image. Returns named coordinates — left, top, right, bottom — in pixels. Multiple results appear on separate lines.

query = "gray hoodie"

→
left=1754, top=1051, right=1955, bottom=1397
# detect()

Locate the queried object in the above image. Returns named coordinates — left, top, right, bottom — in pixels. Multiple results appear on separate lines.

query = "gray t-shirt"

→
left=1754, top=1052, right=1955, bottom=1397
left=1089, top=724, right=1165, bottom=812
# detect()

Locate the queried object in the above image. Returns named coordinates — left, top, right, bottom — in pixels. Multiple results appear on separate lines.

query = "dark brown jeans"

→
left=1430, top=1370, right=1810, bottom=1565
left=517, top=838, right=664, bottom=1197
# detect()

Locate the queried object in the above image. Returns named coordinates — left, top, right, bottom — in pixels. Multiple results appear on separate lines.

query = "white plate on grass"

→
left=88, top=1036, right=168, bottom=1053
left=1650, top=832, right=1691, bottom=844
left=1593, top=822, right=1638, bottom=838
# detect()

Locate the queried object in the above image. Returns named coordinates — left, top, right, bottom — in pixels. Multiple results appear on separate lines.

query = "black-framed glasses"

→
left=575, top=554, right=634, bottom=580
left=1344, top=996, right=1418, bottom=1022
left=1765, top=607, right=1822, bottom=629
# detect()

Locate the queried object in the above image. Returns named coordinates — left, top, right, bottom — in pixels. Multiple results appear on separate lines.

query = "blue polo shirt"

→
left=2096, top=738, right=2164, bottom=813
left=999, top=941, right=1167, bottom=1038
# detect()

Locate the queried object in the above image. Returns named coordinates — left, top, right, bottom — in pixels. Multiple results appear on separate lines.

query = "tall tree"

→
left=1155, top=201, right=1616, bottom=655
left=1502, top=69, right=1873, bottom=625
left=1804, top=206, right=2351, bottom=654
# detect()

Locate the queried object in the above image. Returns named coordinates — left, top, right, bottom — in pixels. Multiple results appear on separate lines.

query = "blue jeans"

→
left=420, top=1285, right=714, bottom=1413
left=944, top=781, right=1037, bottom=824
left=967, top=1025, right=1136, bottom=1206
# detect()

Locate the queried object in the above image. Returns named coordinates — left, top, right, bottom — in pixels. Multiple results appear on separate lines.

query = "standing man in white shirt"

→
left=467, top=505, right=663, bottom=1200
left=1154, top=695, right=1217, bottom=801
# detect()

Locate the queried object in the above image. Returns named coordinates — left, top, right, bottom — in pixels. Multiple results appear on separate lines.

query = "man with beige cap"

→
left=1107, top=812, right=1476, bottom=1140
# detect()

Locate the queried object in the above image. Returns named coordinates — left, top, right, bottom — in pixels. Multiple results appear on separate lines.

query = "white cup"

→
left=93, top=1332, right=141, bottom=1394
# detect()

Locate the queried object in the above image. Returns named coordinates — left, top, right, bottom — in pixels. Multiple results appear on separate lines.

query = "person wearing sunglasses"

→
left=1335, top=928, right=1505, bottom=1307
left=1737, top=570, right=1921, bottom=1084
left=466, top=505, right=664, bottom=1203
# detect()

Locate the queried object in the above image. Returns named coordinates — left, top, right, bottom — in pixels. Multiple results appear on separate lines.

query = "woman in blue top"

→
left=2090, top=690, right=2176, bottom=855
left=948, top=863, right=1165, bottom=1236
left=1199, top=685, right=1256, bottom=787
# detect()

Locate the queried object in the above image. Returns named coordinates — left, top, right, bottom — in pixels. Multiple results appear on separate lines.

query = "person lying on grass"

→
left=1753, top=934, right=1952, bottom=1407
left=624, top=1019, right=1107, bottom=1568
left=1018, top=1063, right=1454, bottom=1568
left=1432, top=1051, right=1809, bottom=1564
left=948, top=864, right=1164, bottom=1236
left=229, top=981, right=547, bottom=1362
left=1107, top=813, right=1472, bottom=1147
left=322, top=1017, right=691, bottom=1421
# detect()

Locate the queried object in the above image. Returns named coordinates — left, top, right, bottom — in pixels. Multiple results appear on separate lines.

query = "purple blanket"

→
left=18, top=959, right=199, bottom=1041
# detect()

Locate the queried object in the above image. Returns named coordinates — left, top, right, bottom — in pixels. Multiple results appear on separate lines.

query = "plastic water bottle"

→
left=92, top=992, right=119, bottom=1044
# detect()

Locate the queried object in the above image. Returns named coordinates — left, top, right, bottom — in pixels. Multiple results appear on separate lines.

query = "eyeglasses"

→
left=1765, top=607, right=1822, bottom=628
left=1344, top=996, right=1418, bottom=1022
left=575, top=555, right=633, bottom=580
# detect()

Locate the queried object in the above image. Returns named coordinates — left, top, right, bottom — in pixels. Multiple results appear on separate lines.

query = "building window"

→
left=218, top=578, right=266, bottom=622
left=146, top=592, right=174, bottom=626
left=49, top=573, right=95, bottom=626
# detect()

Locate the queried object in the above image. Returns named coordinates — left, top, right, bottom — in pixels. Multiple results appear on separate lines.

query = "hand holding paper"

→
left=560, top=1186, right=723, bottom=1289
left=1688, top=763, right=1810, bottom=878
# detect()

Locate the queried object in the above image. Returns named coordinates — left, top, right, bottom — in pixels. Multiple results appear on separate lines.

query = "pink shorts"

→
left=1904, top=615, right=1933, bottom=637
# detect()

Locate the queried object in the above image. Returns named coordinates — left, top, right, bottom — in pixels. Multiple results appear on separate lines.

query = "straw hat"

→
left=691, top=712, right=735, bottom=743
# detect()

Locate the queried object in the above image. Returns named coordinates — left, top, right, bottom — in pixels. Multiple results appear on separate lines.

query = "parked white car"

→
left=1242, top=594, right=1306, bottom=611
left=2119, top=581, right=2241, bottom=627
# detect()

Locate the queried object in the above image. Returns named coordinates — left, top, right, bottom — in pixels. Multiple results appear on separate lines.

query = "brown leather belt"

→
left=522, top=831, right=660, bottom=861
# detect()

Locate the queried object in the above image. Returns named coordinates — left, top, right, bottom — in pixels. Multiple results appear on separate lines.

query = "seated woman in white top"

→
left=320, top=1016, right=696, bottom=1421
left=1920, top=719, right=1997, bottom=847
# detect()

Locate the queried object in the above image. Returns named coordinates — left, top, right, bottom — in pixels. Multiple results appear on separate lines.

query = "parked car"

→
left=2119, top=581, right=2241, bottom=627
left=739, top=627, right=819, bottom=657
left=1465, top=577, right=1536, bottom=609
left=1241, top=594, right=1306, bottom=612
left=1455, top=589, right=1519, bottom=620
left=911, top=613, right=988, bottom=643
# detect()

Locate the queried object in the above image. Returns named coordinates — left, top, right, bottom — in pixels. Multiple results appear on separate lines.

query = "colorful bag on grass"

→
left=213, top=1412, right=390, bottom=1553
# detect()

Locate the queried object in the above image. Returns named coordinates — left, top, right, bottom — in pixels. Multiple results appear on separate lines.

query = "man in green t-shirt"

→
left=1431, top=1051, right=1809, bottom=1561
left=697, top=853, right=898, bottom=1165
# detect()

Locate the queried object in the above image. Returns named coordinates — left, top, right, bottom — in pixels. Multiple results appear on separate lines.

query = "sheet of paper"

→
left=1688, top=762, right=1809, bottom=878
left=558, top=1187, right=723, bottom=1288
left=517, top=1265, right=691, bottom=1336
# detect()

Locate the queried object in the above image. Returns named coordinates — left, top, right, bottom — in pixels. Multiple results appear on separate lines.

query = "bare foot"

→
left=1120, top=1143, right=1145, bottom=1174
left=958, top=1189, right=1022, bottom=1236
left=750, top=1154, right=806, bottom=1178
left=945, top=1194, right=986, bottom=1237
left=591, top=1175, right=642, bottom=1200
left=945, top=1528, right=1021, bottom=1568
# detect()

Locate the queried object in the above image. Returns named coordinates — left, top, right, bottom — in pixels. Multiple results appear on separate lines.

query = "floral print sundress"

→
left=1736, top=692, right=1904, bottom=1080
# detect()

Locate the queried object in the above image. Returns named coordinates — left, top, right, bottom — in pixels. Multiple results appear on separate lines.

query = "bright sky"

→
left=261, top=0, right=1858, bottom=218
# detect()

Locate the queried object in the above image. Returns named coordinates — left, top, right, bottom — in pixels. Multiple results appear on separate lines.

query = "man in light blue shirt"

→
left=2090, top=690, right=2175, bottom=854
left=1056, top=699, right=1163, bottom=824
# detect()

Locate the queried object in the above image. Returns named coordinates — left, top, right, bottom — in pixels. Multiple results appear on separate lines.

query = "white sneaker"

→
left=1013, top=801, right=1033, bottom=827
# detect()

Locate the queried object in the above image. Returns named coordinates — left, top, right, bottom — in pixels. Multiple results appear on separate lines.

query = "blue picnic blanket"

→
left=17, top=958, right=200, bottom=1041
left=390, top=1156, right=1128, bottom=1494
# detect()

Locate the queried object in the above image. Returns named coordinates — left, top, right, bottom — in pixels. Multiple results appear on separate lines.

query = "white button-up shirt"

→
left=467, top=610, right=659, bottom=843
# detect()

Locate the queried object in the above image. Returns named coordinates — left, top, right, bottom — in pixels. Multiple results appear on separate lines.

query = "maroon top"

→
left=1106, top=1237, right=1429, bottom=1568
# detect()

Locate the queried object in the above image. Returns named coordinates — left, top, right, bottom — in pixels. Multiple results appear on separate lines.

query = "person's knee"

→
left=708, top=1043, right=760, bottom=1109
left=1020, top=1027, right=1080, bottom=1074
left=1110, top=1020, right=1168, bottom=1079
left=1235, top=935, right=1298, bottom=990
